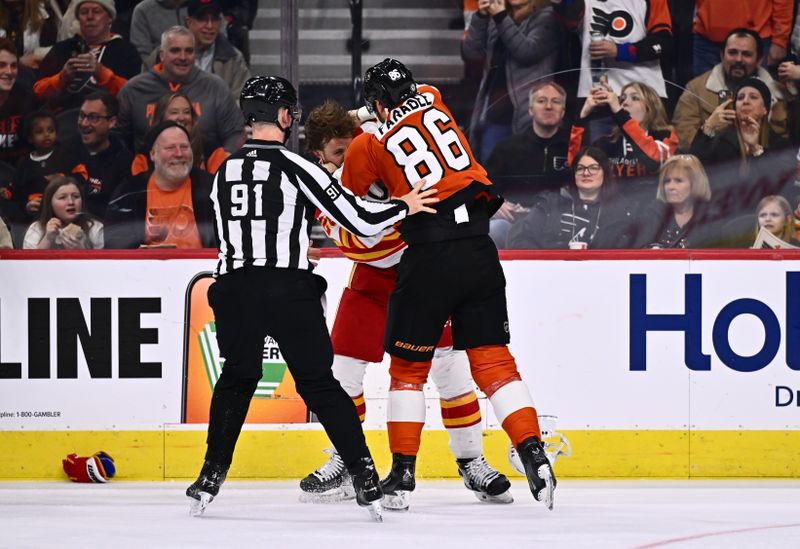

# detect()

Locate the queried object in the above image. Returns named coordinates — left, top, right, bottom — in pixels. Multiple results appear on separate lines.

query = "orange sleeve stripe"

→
left=71, top=164, right=89, bottom=181
left=645, top=0, right=672, bottom=33
left=206, top=147, right=228, bottom=175
left=621, top=119, right=678, bottom=163
left=94, top=65, right=127, bottom=96
left=567, top=124, right=585, bottom=168
left=33, top=73, right=65, bottom=99
left=442, top=412, right=482, bottom=428
left=352, top=394, right=365, bottom=407
left=131, top=153, right=149, bottom=176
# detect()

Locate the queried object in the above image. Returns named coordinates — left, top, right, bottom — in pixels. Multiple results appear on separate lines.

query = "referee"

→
left=186, top=76, right=437, bottom=521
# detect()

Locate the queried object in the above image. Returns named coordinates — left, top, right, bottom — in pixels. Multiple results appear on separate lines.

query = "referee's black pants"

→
left=204, top=266, right=371, bottom=470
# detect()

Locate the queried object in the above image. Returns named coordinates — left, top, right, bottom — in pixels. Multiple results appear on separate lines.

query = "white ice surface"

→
left=1, top=480, right=799, bottom=549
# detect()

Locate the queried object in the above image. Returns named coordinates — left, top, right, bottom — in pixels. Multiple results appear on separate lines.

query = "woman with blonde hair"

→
left=0, top=0, right=61, bottom=69
left=632, top=154, right=713, bottom=248
left=462, top=0, right=562, bottom=162
left=569, top=80, right=679, bottom=197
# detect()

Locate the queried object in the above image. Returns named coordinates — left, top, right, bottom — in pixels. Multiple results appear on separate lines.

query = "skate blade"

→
left=188, top=492, right=213, bottom=517
left=536, top=464, right=555, bottom=511
left=299, top=485, right=356, bottom=504
left=381, top=490, right=410, bottom=511
left=366, top=500, right=383, bottom=522
left=474, top=490, right=514, bottom=504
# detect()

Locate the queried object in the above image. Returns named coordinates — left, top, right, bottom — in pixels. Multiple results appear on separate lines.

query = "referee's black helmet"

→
left=240, top=76, right=300, bottom=125
left=363, top=58, right=417, bottom=114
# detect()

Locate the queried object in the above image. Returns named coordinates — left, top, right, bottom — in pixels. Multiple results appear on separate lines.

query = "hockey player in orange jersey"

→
left=340, top=58, right=557, bottom=510
left=299, top=100, right=512, bottom=508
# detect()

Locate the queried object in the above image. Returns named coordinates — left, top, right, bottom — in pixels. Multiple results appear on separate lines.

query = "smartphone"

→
left=718, top=89, right=733, bottom=106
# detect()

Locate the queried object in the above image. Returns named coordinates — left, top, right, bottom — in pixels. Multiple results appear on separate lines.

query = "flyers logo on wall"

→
left=182, top=274, right=308, bottom=423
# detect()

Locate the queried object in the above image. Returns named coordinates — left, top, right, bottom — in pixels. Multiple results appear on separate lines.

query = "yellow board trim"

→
left=2, top=430, right=799, bottom=480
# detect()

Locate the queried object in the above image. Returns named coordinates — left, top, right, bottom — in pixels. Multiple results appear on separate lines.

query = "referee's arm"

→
left=289, top=152, right=408, bottom=238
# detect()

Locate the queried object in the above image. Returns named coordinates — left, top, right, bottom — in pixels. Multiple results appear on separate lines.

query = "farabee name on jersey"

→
left=342, top=85, right=490, bottom=203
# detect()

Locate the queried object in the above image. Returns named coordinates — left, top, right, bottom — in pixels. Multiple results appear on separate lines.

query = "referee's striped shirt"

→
left=211, top=140, right=409, bottom=276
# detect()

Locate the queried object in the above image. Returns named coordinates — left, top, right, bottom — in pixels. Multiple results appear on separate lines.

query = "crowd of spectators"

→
left=0, top=0, right=245, bottom=249
left=1, top=0, right=800, bottom=252
left=461, top=0, right=800, bottom=250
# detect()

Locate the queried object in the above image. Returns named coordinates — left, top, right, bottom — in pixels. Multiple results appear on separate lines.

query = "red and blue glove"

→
left=62, top=451, right=116, bottom=483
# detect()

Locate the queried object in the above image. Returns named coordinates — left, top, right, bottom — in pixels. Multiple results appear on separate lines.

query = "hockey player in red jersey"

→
left=340, top=58, right=557, bottom=510
left=300, top=100, right=512, bottom=509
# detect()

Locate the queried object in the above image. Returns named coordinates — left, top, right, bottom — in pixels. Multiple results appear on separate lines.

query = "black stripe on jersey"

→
left=263, top=157, right=285, bottom=268
left=289, top=157, right=406, bottom=236
left=288, top=186, right=307, bottom=269
left=240, top=155, right=255, bottom=266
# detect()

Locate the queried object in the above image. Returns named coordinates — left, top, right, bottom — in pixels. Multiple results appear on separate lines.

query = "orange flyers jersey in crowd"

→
left=340, top=84, right=491, bottom=203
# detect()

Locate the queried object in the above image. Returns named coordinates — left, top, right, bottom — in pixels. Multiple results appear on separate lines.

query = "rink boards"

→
left=0, top=249, right=798, bottom=479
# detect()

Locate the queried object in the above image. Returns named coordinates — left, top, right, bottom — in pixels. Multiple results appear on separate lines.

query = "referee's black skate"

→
left=517, top=436, right=556, bottom=510
left=457, top=455, right=513, bottom=504
left=349, top=457, right=384, bottom=522
left=379, top=453, right=416, bottom=511
left=299, top=449, right=355, bottom=502
left=186, top=460, right=228, bottom=517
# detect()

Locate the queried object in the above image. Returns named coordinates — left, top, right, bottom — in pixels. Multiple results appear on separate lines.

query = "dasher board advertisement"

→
left=0, top=254, right=798, bottom=431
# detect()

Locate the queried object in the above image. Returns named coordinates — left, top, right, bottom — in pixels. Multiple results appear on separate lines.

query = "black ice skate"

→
left=516, top=436, right=556, bottom=510
left=299, top=449, right=355, bottom=502
left=456, top=455, right=513, bottom=504
left=349, top=456, right=385, bottom=522
left=186, top=460, right=228, bottom=517
left=379, top=453, right=416, bottom=511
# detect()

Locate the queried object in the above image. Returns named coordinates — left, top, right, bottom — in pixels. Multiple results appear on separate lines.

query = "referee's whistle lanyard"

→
left=570, top=201, right=602, bottom=245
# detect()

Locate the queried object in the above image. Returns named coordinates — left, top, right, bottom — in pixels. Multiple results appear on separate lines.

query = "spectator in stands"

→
left=550, top=0, right=672, bottom=100
left=131, top=90, right=227, bottom=175
left=0, top=39, right=38, bottom=168
left=33, top=0, right=141, bottom=112
left=569, top=81, right=679, bottom=199
left=22, top=174, right=103, bottom=248
left=14, top=109, right=71, bottom=220
left=485, top=80, right=570, bottom=247
left=62, top=90, right=132, bottom=218
left=220, top=0, right=256, bottom=64
left=116, top=26, right=244, bottom=154
left=674, top=28, right=788, bottom=148
left=104, top=120, right=215, bottom=248
left=753, top=194, right=798, bottom=245
left=130, top=0, right=188, bottom=60
left=507, top=145, right=633, bottom=249
left=631, top=154, right=713, bottom=248
left=0, top=0, right=61, bottom=70
left=143, top=0, right=250, bottom=100
left=690, top=77, right=789, bottom=170
left=0, top=212, right=11, bottom=247
left=692, top=0, right=793, bottom=76
left=462, top=0, right=562, bottom=163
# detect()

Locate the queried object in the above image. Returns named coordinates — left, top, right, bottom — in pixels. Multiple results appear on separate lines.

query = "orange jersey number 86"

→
left=384, top=108, right=471, bottom=190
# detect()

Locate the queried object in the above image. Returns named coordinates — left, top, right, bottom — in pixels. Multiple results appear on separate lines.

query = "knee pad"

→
left=466, top=345, right=520, bottom=396
left=430, top=347, right=475, bottom=399
left=389, top=355, right=432, bottom=386
left=331, top=355, right=368, bottom=397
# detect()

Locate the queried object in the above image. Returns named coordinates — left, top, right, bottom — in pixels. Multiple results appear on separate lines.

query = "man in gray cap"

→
left=33, top=0, right=141, bottom=112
